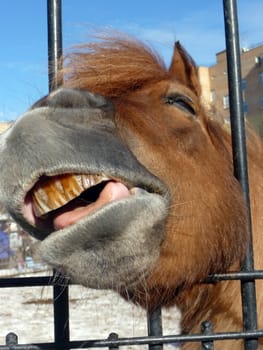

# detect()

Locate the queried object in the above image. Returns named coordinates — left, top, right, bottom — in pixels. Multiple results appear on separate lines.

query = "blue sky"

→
left=0, top=0, right=262, bottom=121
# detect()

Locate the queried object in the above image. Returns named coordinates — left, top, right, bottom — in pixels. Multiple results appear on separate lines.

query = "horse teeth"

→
left=32, top=173, right=110, bottom=218
left=81, top=174, right=109, bottom=189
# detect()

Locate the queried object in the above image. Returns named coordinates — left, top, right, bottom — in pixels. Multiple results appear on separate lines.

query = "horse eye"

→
left=165, top=94, right=196, bottom=117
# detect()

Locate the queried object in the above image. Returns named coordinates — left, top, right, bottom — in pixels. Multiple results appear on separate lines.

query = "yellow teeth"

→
left=32, top=173, right=109, bottom=217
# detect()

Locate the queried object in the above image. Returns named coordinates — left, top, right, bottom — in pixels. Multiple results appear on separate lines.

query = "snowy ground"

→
left=0, top=270, right=181, bottom=349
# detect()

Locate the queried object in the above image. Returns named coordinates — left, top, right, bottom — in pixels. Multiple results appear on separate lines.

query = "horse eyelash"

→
left=164, top=94, right=196, bottom=117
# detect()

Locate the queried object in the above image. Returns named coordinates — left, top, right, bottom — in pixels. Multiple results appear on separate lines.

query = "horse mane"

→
left=62, top=33, right=169, bottom=98
left=62, top=32, right=263, bottom=166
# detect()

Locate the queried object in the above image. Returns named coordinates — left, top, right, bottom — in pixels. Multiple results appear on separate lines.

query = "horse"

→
left=0, top=33, right=262, bottom=349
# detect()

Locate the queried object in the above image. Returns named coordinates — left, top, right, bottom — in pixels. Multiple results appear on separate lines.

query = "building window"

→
left=225, top=116, right=231, bottom=125
left=241, top=79, right=247, bottom=90
left=243, top=101, right=248, bottom=114
left=259, top=72, right=263, bottom=85
left=255, top=56, right=262, bottom=66
left=210, top=90, right=216, bottom=102
left=223, top=95, right=229, bottom=109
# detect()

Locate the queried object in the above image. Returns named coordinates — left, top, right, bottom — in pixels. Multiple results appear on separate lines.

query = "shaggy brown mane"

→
left=62, top=34, right=169, bottom=97
left=63, top=33, right=263, bottom=160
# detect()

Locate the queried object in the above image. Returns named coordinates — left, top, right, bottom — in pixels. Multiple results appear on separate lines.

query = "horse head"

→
left=0, top=35, right=255, bottom=342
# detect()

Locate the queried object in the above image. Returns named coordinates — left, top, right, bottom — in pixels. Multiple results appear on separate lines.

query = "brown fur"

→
left=62, top=34, right=263, bottom=348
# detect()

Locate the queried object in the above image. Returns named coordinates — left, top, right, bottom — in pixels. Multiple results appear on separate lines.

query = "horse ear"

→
left=168, top=41, right=201, bottom=97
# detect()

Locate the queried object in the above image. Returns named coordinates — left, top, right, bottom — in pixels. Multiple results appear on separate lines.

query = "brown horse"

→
left=0, top=34, right=262, bottom=349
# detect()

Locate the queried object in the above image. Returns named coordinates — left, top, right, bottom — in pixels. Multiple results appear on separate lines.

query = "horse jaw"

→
left=38, top=190, right=168, bottom=290
left=0, top=88, right=169, bottom=291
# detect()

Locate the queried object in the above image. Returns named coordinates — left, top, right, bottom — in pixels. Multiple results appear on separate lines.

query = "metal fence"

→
left=0, top=0, right=263, bottom=349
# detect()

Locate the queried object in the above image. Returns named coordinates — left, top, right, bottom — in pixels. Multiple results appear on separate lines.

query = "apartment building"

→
left=0, top=122, right=12, bottom=133
left=199, top=44, right=263, bottom=136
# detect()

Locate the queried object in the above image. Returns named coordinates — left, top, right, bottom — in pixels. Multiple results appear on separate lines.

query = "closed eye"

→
left=165, top=94, right=196, bottom=117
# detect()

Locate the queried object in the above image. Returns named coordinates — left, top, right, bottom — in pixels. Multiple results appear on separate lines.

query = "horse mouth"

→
left=23, top=173, right=134, bottom=232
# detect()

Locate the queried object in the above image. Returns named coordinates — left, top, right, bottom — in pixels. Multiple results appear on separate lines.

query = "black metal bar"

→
left=222, top=1, right=258, bottom=350
left=0, top=275, right=53, bottom=287
left=47, top=0, right=63, bottom=92
left=147, top=307, right=163, bottom=350
left=206, top=270, right=263, bottom=282
left=4, top=333, right=40, bottom=350
left=201, top=321, right=214, bottom=350
left=6, top=333, right=18, bottom=347
left=2, top=270, right=263, bottom=288
left=47, top=1, right=69, bottom=349
left=52, top=281, right=70, bottom=350
left=2, top=329, right=263, bottom=350
left=108, top=333, right=119, bottom=350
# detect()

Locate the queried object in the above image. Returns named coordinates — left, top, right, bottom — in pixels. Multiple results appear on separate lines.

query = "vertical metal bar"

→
left=53, top=281, right=70, bottom=350
left=5, top=333, right=18, bottom=347
left=47, top=0, right=63, bottom=92
left=201, top=321, right=214, bottom=350
left=108, top=332, right=119, bottom=350
left=147, top=307, right=163, bottom=350
left=223, top=1, right=258, bottom=349
left=47, top=1, right=70, bottom=349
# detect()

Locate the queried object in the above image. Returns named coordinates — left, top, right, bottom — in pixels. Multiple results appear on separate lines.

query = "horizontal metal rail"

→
left=1, top=270, right=263, bottom=288
left=1, top=328, right=263, bottom=350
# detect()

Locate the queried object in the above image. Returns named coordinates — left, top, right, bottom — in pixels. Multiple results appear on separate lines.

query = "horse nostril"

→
left=32, top=88, right=113, bottom=111
left=81, top=90, right=112, bottom=110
